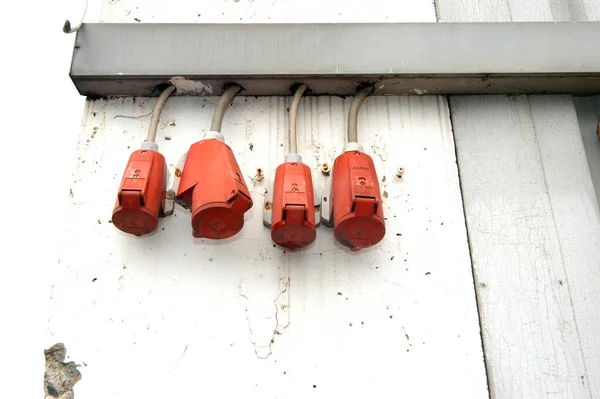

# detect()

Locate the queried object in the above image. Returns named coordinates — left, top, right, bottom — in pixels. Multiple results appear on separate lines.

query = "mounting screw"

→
left=292, top=188, right=298, bottom=192
left=255, top=168, right=264, bottom=181
left=321, top=162, right=330, bottom=176
left=359, top=178, right=366, bottom=185
left=396, top=167, right=405, bottom=178
left=74, top=43, right=80, bottom=49
left=265, top=201, right=272, bottom=210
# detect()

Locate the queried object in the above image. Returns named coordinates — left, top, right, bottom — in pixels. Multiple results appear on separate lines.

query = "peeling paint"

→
left=44, top=343, right=81, bottom=399
left=169, top=76, right=213, bottom=95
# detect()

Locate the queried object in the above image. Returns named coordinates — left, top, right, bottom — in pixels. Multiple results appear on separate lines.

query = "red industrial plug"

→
left=270, top=160, right=317, bottom=250
left=111, top=85, right=176, bottom=237
left=112, top=148, right=167, bottom=236
left=176, top=137, right=253, bottom=239
left=264, top=84, right=318, bottom=250
left=322, top=84, right=386, bottom=251
left=330, top=149, right=385, bottom=251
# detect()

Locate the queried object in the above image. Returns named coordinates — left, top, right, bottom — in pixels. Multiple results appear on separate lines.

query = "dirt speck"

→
left=383, top=191, right=388, bottom=198
left=134, top=18, right=141, bottom=22
left=249, top=143, right=254, bottom=151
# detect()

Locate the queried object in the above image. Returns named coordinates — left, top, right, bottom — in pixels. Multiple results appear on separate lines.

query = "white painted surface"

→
left=48, top=93, right=488, bottom=399
left=32, top=1, right=600, bottom=398
left=437, top=0, right=600, bottom=397
left=0, top=0, right=105, bottom=397
left=44, top=1, right=489, bottom=398
left=99, top=0, right=436, bottom=23
left=449, top=95, right=599, bottom=398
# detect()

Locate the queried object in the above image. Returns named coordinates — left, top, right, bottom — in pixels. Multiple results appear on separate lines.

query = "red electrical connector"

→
left=265, top=84, right=318, bottom=250
left=112, top=148, right=167, bottom=236
left=330, top=150, right=385, bottom=251
left=322, top=84, right=386, bottom=251
left=112, top=85, right=176, bottom=236
left=176, top=138, right=253, bottom=239
left=270, top=161, right=317, bottom=249
left=173, top=84, right=253, bottom=239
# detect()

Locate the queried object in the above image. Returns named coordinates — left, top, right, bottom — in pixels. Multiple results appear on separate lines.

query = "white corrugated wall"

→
left=37, top=0, right=600, bottom=398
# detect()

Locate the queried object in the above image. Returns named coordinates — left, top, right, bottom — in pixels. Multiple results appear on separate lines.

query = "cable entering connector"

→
left=289, top=84, right=308, bottom=155
left=347, top=84, right=374, bottom=143
left=146, top=85, right=176, bottom=143
left=210, top=85, right=243, bottom=133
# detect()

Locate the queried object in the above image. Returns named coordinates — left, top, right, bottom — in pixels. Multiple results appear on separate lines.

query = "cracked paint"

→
left=240, top=277, right=290, bottom=359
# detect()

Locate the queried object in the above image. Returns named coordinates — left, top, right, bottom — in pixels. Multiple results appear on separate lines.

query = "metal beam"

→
left=70, top=22, right=600, bottom=97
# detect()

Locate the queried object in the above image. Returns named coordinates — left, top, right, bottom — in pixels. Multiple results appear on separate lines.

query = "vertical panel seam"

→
left=446, top=95, right=493, bottom=399
left=527, top=95, right=592, bottom=398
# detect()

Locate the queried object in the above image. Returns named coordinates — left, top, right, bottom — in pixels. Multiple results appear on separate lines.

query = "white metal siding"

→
left=43, top=0, right=600, bottom=398
left=437, top=0, right=600, bottom=397
left=48, top=55, right=488, bottom=399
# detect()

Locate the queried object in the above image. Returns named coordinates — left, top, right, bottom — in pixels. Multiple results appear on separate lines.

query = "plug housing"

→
left=331, top=150, right=385, bottom=251
left=270, top=161, right=317, bottom=250
left=112, top=149, right=167, bottom=236
left=176, top=139, right=253, bottom=239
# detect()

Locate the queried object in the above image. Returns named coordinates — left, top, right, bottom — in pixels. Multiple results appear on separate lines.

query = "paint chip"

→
left=44, top=343, right=81, bottom=399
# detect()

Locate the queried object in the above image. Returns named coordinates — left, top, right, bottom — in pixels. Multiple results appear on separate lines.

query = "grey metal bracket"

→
left=70, top=22, right=600, bottom=97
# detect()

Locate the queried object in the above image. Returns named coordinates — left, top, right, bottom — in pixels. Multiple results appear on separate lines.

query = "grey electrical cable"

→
left=211, top=85, right=243, bottom=133
left=147, top=85, right=177, bottom=142
left=289, top=84, right=308, bottom=154
left=347, top=85, right=374, bottom=143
